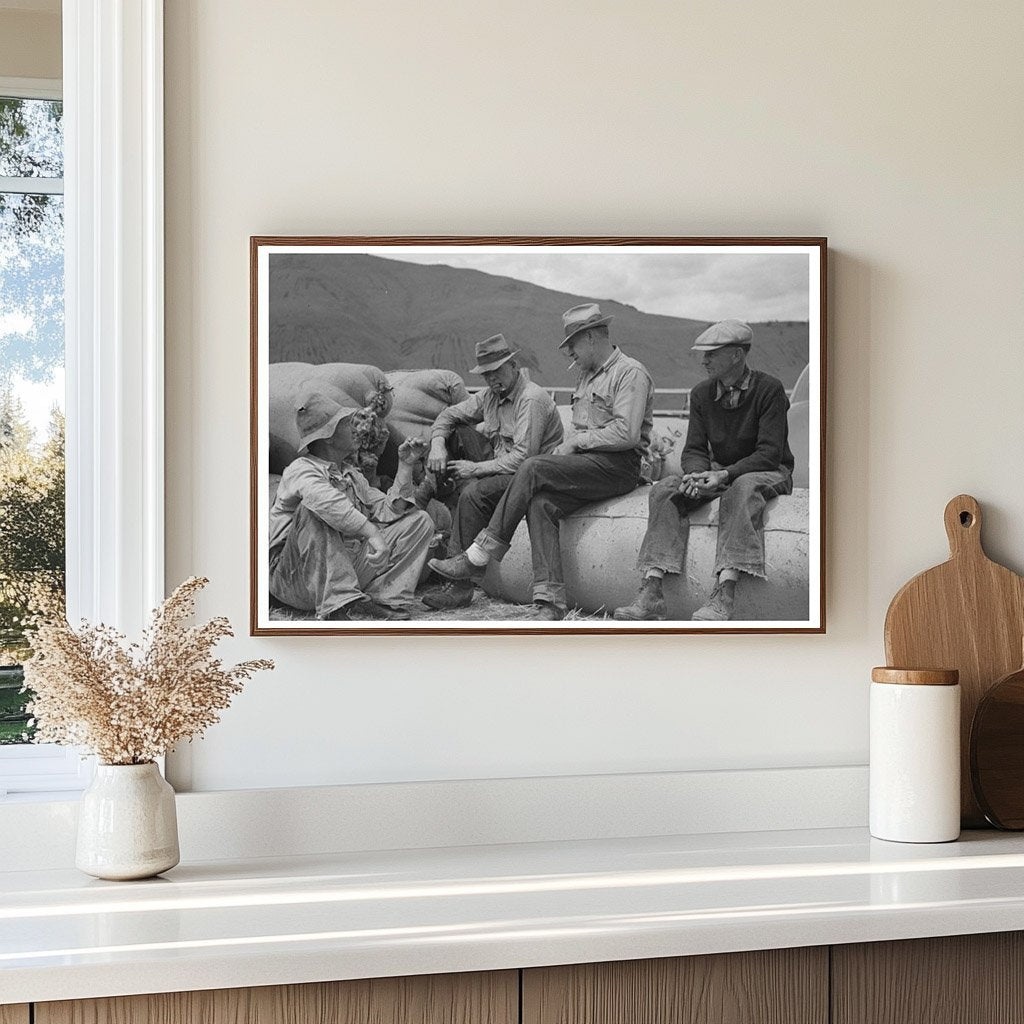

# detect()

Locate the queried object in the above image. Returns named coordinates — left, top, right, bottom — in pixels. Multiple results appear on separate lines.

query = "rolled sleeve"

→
left=430, top=392, right=485, bottom=440
left=362, top=475, right=418, bottom=524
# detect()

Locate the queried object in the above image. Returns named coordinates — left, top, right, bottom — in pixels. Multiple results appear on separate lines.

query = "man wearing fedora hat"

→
left=429, top=303, right=654, bottom=620
left=268, top=382, right=434, bottom=621
left=613, top=319, right=794, bottom=622
left=421, top=333, right=563, bottom=610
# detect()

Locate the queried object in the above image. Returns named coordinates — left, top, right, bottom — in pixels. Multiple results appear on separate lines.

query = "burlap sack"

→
left=269, top=362, right=393, bottom=473
left=385, top=369, right=470, bottom=440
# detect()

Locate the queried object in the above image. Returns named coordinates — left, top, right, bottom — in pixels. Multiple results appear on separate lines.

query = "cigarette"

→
left=567, top=359, right=577, bottom=370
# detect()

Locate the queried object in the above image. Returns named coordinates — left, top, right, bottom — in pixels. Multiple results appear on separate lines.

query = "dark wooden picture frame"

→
left=251, top=236, right=827, bottom=635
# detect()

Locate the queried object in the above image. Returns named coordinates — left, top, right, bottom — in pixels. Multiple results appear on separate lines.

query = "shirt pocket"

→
left=587, top=389, right=615, bottom=428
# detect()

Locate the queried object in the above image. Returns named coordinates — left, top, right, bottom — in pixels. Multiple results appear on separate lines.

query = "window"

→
left=0, top=80, right=82, bottom=795
left=1, top=5, right=166, bottom=798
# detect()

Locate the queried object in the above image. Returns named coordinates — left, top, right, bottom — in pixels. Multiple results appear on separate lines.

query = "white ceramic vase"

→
left=76, top=762, right=180, bottom=880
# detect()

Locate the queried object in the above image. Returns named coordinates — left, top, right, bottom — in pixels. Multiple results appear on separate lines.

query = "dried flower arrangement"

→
left=23, top=577, right=273, bottom=765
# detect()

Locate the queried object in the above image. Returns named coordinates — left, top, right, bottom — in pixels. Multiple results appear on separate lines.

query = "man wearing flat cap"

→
left=614, top=319, right=794, bottom=622
left=422, top=334, right=564, bottom=610
left=268, top=383, right=434, bottom=621
left=429, top=303, right=654, bottom=620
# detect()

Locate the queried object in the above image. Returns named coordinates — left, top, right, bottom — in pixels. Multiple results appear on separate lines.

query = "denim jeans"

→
left=475, top=451, right=642, bottom=606
left=637, top=468, right=793, bottom=579
left=449, top=472, right=515, bottom=554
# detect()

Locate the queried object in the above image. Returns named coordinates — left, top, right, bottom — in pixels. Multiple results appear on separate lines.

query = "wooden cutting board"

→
left=884, top=494, right=1024, bottom=827
left=970, top=650, right=1024, bottom=829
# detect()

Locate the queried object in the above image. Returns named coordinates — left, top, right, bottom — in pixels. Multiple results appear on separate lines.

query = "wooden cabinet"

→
left=832, top=932, right=1024, bottom=1024
left=522, top=948, right=828, bottom=1024
left=13, top=933, right=1024, bottom=1023
left=34, top=971, right=517, bottom=1024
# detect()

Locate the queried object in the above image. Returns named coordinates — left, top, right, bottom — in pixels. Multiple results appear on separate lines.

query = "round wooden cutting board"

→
left=884, top=495, right=1024, bottom=827
left=970, top=655, right=1024, bottom=829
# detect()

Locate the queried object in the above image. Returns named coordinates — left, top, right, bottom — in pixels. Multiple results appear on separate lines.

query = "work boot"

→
left=370, top=602, right=412, bottom=621
left=532, top=601, right=566, bottom=621
left=428, top=552, right=486, bottom=582
left=692, top=580, right=736, bottom=621
left=327, top=598, right=411, bottom=621
left=612, top=577, right=667, bottom=621
left=326, top=598, right=378, bottom=621
left=422, top=580, right=474, bottom=610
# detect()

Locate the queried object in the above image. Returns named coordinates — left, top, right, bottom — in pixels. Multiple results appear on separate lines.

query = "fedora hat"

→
left=559, top=302, right=614, bottom=349
left=295, top=384, right=359, bottom=454
left=691, top=319, right=753, bottom=351
left=470, top=333, right=519, bottom=375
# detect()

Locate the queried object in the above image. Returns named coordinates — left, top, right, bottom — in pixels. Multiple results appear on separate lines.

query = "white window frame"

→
left=0, top=0, right=164, bottom=797
left=0, top=75, right=84, bottom=795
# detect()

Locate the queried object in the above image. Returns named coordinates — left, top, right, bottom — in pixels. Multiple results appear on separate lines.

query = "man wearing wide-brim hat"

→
left=421, top=333, right=564, bottom=610
left=429, top=303, right=655, bottom=620
left=613, top=319, right=795, bottom=622
left=268, top=382, right=434, bottom=621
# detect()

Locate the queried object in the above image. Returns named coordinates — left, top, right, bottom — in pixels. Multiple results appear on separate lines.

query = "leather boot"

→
left=533, top=601, right=566, bottom=621
left=612, top=577, right=667, bottom=621
left=421, top=580, right=474, bottom=610
left=428, top=552, right=486, bottom=582
left=692, top=580, right=736, bottom=621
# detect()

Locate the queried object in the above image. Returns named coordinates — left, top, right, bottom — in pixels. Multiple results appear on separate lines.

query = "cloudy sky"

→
left=383, top=250, right=810, bottom=322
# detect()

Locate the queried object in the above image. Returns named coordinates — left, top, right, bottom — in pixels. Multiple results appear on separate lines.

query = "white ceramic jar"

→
left=76, top=762, right=180, bottom=880
left=870, top=667, right=961, bottom=843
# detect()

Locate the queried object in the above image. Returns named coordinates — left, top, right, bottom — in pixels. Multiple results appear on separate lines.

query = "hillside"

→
left=268, top=254, right=810, bottom=389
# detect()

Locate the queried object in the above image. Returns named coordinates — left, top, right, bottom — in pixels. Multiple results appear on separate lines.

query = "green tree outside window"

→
left=0, top=95, right=65, bottom=743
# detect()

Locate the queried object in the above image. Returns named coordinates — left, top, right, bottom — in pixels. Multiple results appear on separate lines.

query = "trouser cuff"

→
left=714, top=563, right=766, bottom=580
left=638, top=560, right=682, bottom=575
left=474, top=529, right=510, bottom=562
left=532, top=583, right=566, bottom=607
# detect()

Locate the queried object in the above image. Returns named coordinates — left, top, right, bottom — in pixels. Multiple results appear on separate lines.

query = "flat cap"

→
left=691, top=319, right=753, bottom=351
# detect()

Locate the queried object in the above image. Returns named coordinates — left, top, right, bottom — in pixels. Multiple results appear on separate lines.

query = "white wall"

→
left=163, top=0, right=1024, bottom=792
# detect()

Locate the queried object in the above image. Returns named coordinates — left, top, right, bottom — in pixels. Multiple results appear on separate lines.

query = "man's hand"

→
left=398, top=437, right=428, bottom=466
left=448, top=459, right=477, bottom=481
left=677, top=472, right=702, bottom=499
left=678, top=469, right=730, bottom=498
left=361, top=528, right=390, bottom=570
left=700, top=469, right=731, bottom=492
left=426, top=437, right=449, bottom=474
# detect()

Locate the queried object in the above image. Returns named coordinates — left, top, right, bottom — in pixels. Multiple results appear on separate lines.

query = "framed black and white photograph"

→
left=250, top=237, right=826, bottom=635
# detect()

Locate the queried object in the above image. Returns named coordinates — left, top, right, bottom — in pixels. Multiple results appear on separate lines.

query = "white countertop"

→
left=4, top=826, right=1024, bottom=1005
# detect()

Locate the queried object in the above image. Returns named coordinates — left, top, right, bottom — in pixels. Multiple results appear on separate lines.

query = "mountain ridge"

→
left=268, top=254, right=810, bottom=389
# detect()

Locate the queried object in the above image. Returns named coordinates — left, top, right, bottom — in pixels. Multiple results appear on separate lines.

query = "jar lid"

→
left=871, top=667, right=959, bottom=686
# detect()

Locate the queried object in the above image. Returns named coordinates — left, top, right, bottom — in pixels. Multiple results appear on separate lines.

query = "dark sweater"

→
left=680, top=369, right=794, bottom=481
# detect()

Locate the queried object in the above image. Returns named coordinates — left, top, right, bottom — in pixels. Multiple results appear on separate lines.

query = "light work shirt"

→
left=569, top=347, right=654, bottom=453
left=268, top=454, right=416, bottom=555
left=430, top=369, right=563, bottom=475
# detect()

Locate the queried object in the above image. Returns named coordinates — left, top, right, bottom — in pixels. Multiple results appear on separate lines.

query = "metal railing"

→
left=466, top=385, right=795, bottom=418
left=467, top=386, right=693, bottom=417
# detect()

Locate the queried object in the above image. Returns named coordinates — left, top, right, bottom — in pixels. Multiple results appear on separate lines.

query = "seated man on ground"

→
left=268, top=383, right=433, bottom=621
left=422, top=333, right=563, bottom=610
left=613, top=319, right=794, bottom=622
left=429, top=303, right=654, bottom=621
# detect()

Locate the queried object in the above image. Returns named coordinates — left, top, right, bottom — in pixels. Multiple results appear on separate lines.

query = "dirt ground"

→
left=269, top=587, right=609, bottom=623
